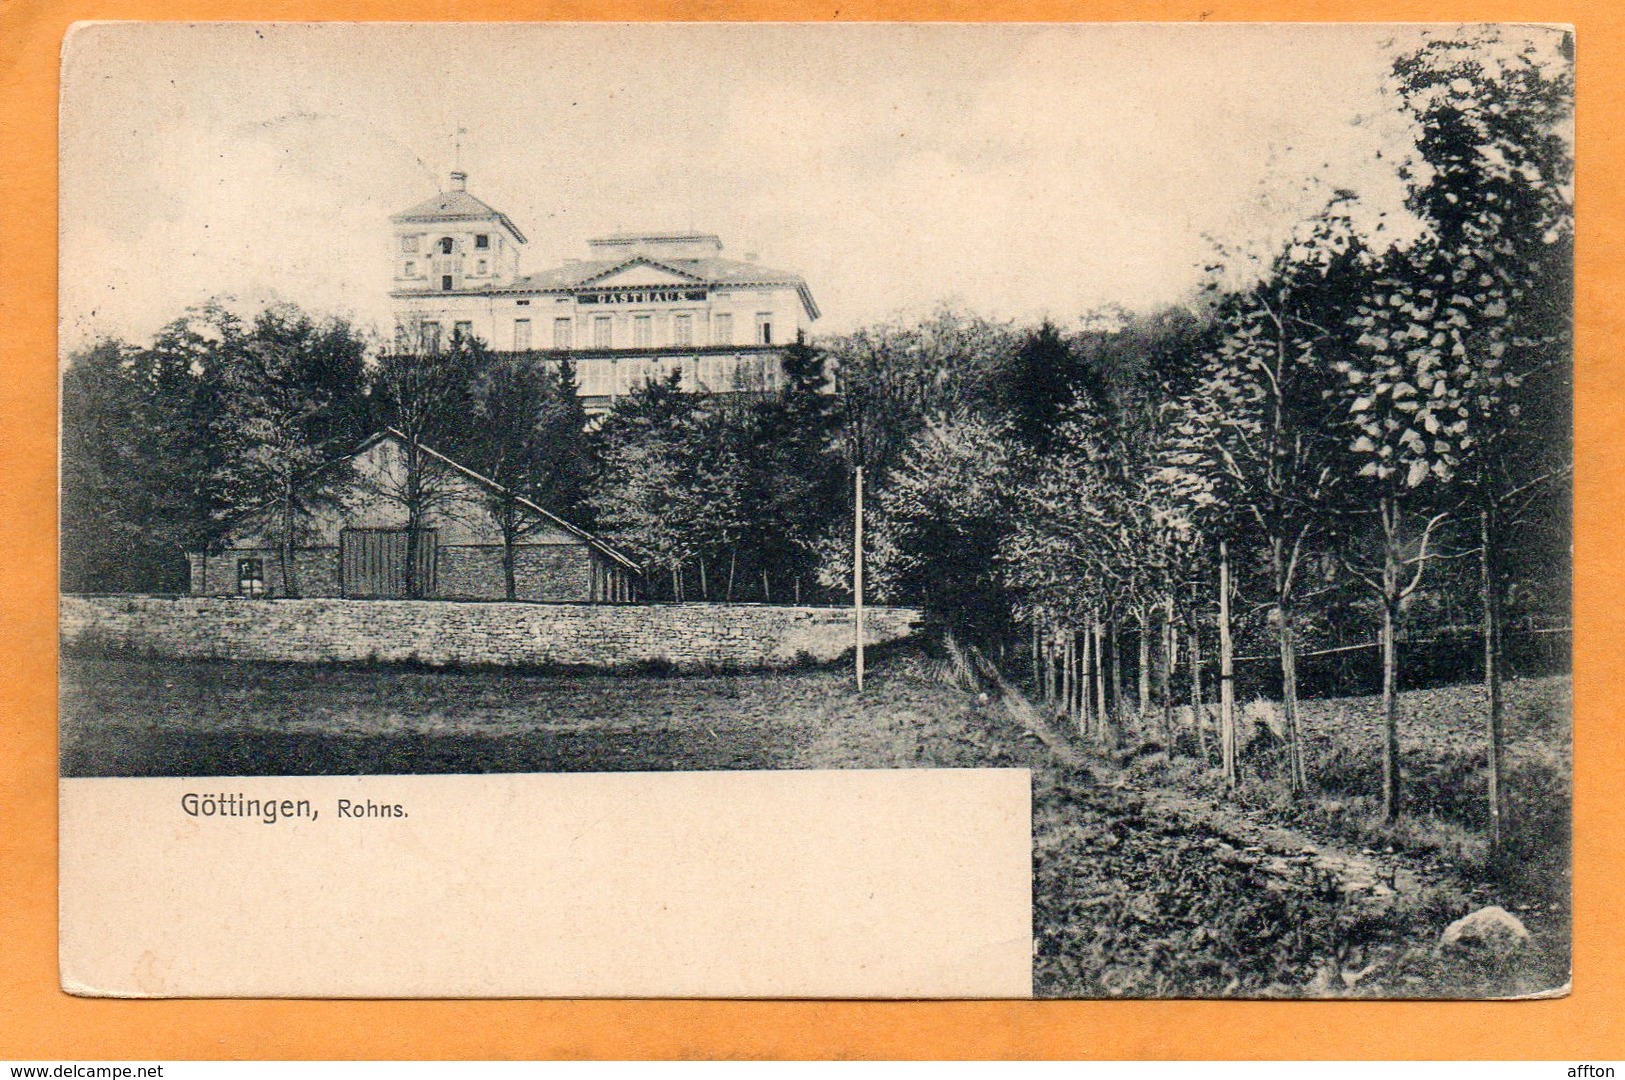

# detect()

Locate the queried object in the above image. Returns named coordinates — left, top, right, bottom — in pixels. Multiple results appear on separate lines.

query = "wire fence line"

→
left=1228, top=626, right=1571, bottom=664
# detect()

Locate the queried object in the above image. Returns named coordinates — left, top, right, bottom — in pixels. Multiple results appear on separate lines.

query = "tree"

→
left=1137, top=440, right=1205, bottom=755
left=590, top=370, right=716, bottom=600
left=1365, top=27, right=1574, bottom=835
left=1075, top=306, right=1212, bottom=442
left=826, top=307, right=1018, bottom=481
left=369, top=331, right=481, bottom=598
left=1156, top=410, right=1244, bottom=784
left=588, top=345, right=841, bottom=606
left=1336, top=246, right=1475, bottom=823
left=536, top=357, right=595, bottom=526
left=59, top=340, right=166, bottom=592
left=865, top=412, right=1020, bottom=645
left=1402, top=27, right=1573, bottom=847
left=1167, top=207, right=1365, bottom=795
left=214, top=307, right=370, bottom=598
left=468, top=353, right=558, bottom=599
left=60, top=304, right=245, bottom=593
left=245, top=304, right=372, bottom=452
left=678, top=397, right=749, bottom=601
left=1002, top=401, right=1131, bottom=741
left=996, top=321, right=1091, bottom=455
left=737, top=340, right=842, bottom=602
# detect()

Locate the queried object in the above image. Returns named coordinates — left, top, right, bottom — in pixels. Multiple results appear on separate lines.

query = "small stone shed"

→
left=189, top=430, right=639, bottom=602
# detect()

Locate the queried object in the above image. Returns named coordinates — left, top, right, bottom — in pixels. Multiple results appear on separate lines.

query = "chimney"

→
left=449, top=170, right=468, bottom=192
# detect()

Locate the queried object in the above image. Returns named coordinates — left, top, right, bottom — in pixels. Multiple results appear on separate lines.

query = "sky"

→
left=57, top=22, right=1556, bottom=351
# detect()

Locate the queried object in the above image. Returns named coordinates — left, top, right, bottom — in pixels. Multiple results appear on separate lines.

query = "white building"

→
left=390, top=172, right=820, bottom=410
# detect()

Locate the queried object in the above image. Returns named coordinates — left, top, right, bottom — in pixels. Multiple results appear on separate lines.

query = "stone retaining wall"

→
left=60, top=595, right=922, bottom=671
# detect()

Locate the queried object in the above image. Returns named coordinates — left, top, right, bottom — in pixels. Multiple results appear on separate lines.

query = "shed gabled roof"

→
left=355, top=429, right=640, bottom=572
left=221, top=430, right=639, bottom=573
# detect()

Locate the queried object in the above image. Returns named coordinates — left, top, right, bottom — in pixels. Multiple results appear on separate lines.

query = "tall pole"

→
left=1482, top=503, right=1505, bottom=849
left=855, top=466, right=865, bottom=693
left=1219, top=539, right=1237, bottom=789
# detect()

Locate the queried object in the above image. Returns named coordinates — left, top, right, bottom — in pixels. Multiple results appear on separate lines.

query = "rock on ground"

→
left=1441, top=905, right=1530, bottom=956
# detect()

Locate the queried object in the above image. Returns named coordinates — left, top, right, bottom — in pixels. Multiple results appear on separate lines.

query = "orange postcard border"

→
left=2, top=2, right=1621, bottom=1061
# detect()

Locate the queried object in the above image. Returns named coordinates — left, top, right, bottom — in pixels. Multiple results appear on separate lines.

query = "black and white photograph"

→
left=58, top=22, right=1572, bottom=1000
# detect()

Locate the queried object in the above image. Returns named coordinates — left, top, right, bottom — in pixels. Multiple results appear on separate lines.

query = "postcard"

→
left=57, top=21, right=1572, bottom=999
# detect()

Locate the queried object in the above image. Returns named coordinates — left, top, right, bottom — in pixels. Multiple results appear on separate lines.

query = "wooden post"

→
left=1093, top=615, right=1108, bottom=745
left=1031, top=617, right=1041, bottom=698
left=1110, top=617, right=1123, bottom=725
left=1162, top=593, right=1176, bottom=754
left=1070, top=622, right=1079, bottom=728
left=1190, top=604, right=1209, bottom=764
left=1048, top=623, right=1058, bottom=703
left=1040, top=620, right=1051, bottom=703
left=1081, top=620, right=1094, bottom=737
left=1066, top=633, right=1079, bottom=724
left=1219, top=539, right=1238, bottom=789
left=1482, top=504, right=1505, bottom=850
left=1062, top=628, right=1073, bottom=720
left=1138, top=608, right=1151, bottom=720
left=854, top=465, right=865, bottom=694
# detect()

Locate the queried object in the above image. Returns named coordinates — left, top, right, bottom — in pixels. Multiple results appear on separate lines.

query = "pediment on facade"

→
left=580, top=259, right=705, bottom=288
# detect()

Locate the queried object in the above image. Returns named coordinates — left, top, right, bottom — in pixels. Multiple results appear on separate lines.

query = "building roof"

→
left=498, top=255, right=821, bottom=321
left=363, top=430, right=640, bottom=572
left=591, top=231, right=723, bottom=244
left=215, top=430, right=639, bottom=574
left=390, top=189, right=528, bottom=244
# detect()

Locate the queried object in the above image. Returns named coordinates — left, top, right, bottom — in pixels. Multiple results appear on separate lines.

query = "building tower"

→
left=390, top=171, right=526, bottom=350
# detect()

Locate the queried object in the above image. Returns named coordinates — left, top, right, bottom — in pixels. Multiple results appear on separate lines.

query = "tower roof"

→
left=390, top=186, right=527, bottom=244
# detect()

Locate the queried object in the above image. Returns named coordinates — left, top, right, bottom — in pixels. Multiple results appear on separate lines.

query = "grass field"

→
left=1119, top=679, right=1572, bottom=914
left=59, top=648, right=1571, bottom=999
left=60, top=654, right=842, bottom=776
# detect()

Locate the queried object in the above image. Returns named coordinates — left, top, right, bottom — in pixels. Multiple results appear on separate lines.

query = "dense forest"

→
left=61, top=32, right=1570, bottom=833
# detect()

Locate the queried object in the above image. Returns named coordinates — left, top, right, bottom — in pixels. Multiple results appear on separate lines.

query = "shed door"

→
left=341, top=528, right=437, bottom=598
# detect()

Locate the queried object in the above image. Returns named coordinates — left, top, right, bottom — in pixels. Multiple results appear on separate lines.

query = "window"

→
left=442, top=274, right=454, bottom=292
left=475, top=234, right=490, bottom=249
left=422, top=322, right=442, bottom=352
left=513, top=319, right=531, bottom=351
left=401, top=235, right=419, bottom=253
left=439, top=237, right=455, bottom=255
left=757, top=313, right=773, bottom=345
left=554, top=317, right=573, bottom=349
left=237, top=558, right=265, bottom=598
left=454, top=321, right=473, bottom=342
left=713, top=313, right=732, bottom=345
left=633, top=314, right=652, bottom=348
left=403, top=261, right=416, bottom=277
left=673, top=313, right=693, bottom=346
left=594, top=316, right=612, bottom=349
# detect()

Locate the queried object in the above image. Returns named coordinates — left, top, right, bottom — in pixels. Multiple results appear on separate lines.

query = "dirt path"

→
left=991, top=677, right=1564, bottom=998
left=996, top=678, right=1432, bottom=911
left=1096, top=760, right=1421, bottom=907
